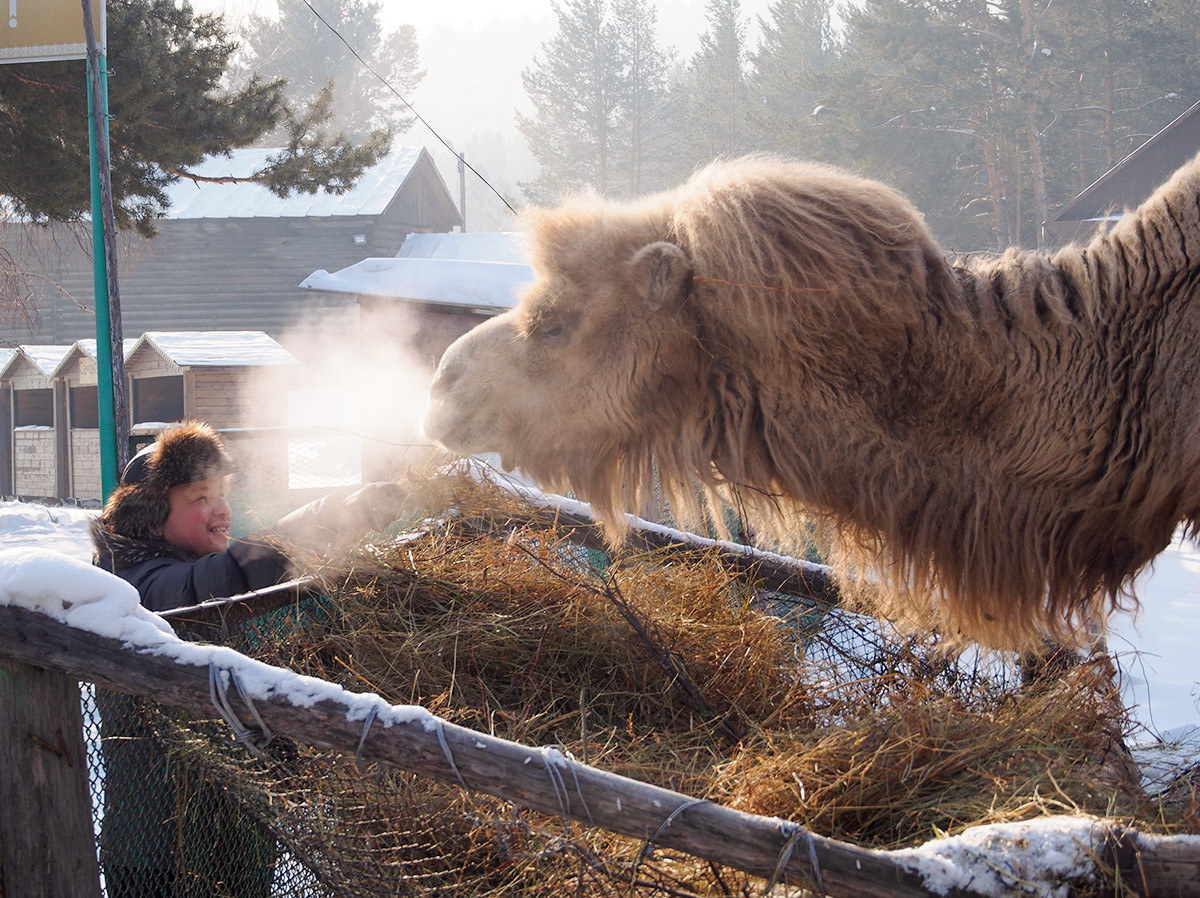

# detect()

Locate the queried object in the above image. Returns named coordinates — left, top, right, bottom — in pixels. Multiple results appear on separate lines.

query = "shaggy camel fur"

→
left=423, top=153, right=1200, bottom=650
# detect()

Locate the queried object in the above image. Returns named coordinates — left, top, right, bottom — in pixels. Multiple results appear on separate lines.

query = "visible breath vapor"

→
left=239, top=305, right=440, bottom=494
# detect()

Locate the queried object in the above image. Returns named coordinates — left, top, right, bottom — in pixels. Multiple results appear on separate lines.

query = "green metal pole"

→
left=87, top=53, right=118, bottom=500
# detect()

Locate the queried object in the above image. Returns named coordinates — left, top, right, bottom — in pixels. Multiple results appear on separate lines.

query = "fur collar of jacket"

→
left=90, top=516, right=199, bottom=572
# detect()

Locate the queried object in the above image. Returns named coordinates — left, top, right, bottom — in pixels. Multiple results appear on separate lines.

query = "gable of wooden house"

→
left=1043, top=98, right=1200, bottom=246
left=52, top=338, right=137, bottom=499
left=1, top=145, right=463, bottom=348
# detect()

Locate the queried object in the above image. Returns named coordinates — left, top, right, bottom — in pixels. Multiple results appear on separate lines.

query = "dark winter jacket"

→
left=90, top=521, right=293, bottom=612
left=91, top=480, right=411, bottom=611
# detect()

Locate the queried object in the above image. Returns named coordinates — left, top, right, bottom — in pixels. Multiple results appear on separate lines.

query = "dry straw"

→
left=149, top=469, right=1197, bottom=896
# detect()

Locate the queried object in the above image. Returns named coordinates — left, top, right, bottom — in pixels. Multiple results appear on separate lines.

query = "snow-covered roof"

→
left=1, top=344, right=73, bottom=380
left=162, top=146, right=425, bottom=219
left=129, top=331, right=298, bottom=368
left=0, top=348, right=15, bottom=374
left=301, top=230, right=534, bottom=311
left=396, top=231, right=529, bottom=263
left=300, top=257, right=534, bottom=311
left=52, top=339, right=140, bottom=378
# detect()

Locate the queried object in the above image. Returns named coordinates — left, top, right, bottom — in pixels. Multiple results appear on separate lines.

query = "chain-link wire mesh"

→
left=82, top=602, right=333, bottom=898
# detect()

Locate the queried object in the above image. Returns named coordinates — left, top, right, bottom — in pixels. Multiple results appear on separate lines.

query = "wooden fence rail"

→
left=2, top=603, right=1199, bottom=897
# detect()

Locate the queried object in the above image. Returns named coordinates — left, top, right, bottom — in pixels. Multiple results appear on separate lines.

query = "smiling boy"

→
left=91, top=420, right=409, bottom=611
left=90, top=422, right=293, bottom=612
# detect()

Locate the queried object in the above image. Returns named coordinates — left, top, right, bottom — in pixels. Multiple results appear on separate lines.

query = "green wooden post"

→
left=87, top=51, right=124, bottom=499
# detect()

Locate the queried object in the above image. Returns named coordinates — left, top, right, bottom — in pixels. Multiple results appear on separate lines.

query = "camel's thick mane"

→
left=521, top=154, right=1200, bottom=651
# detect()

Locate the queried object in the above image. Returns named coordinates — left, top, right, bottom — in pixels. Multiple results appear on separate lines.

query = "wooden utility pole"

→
left=82, top=0, right=130, bottom=487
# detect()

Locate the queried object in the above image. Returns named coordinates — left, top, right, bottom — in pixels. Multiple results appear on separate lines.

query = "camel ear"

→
left=628, top=241, right=693, bottom=312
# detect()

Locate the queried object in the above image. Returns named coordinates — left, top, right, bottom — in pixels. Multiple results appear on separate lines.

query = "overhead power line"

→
left=298, top=0, right=518, bottom=217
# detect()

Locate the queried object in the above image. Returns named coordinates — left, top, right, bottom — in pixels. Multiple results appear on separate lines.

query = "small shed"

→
left=51, top=339, right=137, bottom=500
left=300, top=231, right=533, bottom=366
left=1044, top=98, right=1200, bottom=245
left=124, top=331, right=299, bottom=491
left=1, top=345, right=72, bottom=498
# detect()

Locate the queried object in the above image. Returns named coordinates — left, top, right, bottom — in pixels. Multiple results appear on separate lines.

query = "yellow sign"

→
left=0, top=0, right=105, bottom=64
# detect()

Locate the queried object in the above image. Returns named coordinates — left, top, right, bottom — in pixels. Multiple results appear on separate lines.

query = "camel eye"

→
left=534, top=309, right=576, bottom=342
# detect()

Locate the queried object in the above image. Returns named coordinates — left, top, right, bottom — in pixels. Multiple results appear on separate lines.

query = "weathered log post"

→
left=0, top=659, right=102, bottom=898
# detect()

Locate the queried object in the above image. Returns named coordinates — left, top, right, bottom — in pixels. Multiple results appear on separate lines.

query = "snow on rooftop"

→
left=71, top=338, right=139, bottom=361
left=135, top=331, right=298, bottom=367
left=300, top=257, right=534, bottom=311
left=162, top=146, right=425, bottom=220
left=0, top=348, right=15, bottom=372
left=8, top=344, right=74, bottom=378
left=396, top=231, right=529, bottom=263
left=53, top=338, right=141, bottom=376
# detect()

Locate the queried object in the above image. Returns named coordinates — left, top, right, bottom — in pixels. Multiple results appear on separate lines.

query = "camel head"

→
left=424, top=199, right=705, bottom=503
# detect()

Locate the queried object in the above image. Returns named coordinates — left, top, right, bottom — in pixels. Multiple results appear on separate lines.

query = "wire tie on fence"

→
left=208, top=664, right=268, bottom=760
left=559, top=749, right=594, bottom=825
left=807, top=829, right=825, bottom=897
left=540, top=746, right=572, bottom=819
left=354, top=704, right=380, bottom=772
left=230, top=667, right=273, bottom=749
left=435, top=718, right=469, bottom=790
left=632, top=797, right=706, bottom=879
left=762, top=822, right=823, bottom=897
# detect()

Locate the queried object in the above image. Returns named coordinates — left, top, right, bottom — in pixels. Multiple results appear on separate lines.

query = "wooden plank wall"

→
left=69, top=430, right=102, bottom=500
left=191, top=367, right=290, bottom=429
left=0, top=386, right=11, bottom=494
left=13, top=429, right=56, bottom=497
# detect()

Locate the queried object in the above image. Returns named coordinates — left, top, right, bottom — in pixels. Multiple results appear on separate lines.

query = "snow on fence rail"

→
left=1, top=546, right=1199, bottom=898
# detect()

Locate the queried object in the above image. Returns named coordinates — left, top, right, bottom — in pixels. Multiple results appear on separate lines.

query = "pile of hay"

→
left=156, top=470, right=1197, bottom=897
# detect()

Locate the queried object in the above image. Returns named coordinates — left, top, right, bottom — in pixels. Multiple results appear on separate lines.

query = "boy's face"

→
left=157, top=475, right=233, bottom=556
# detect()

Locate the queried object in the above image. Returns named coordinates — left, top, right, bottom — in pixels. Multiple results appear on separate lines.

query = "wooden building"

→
left=1, top=345, right=72, bottom=498
left=1, top=332, right=297, bottom=501
left=123, top=331, right=299, bottom=493
left=300, top=231, right=531, bottom=365
left=0, top=146, right=463, bottom=350
left=51, top=339, right=137, bottom=500
left=299, top=232, right=531, bottom=479
left=0, top=348, right=15, bottom=494
left=1044, top=98, right=1200, bottom=246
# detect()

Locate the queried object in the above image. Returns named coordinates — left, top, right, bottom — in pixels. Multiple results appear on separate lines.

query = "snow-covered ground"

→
left=1120, top=533, right=1200, bottom=742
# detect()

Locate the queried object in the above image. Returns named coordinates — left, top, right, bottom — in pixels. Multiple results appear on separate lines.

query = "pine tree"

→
left=678, top=0, right=751, bottom=167
left=237, top=0, right=424, bottom=139
left=747, top=0, right=836, bottom=155
left=785, top=0, right=1200, bottom=250
left=0, top=0, right=391, bottom=235
left=1042, top=0, right=1199, bottom=195
left=518, top=0, right=623, bottom=201
left=610, top=0, right=675, bottom=196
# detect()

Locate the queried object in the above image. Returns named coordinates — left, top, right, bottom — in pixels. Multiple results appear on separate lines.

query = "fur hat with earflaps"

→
left=99, top=421, right=233, bottom=541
